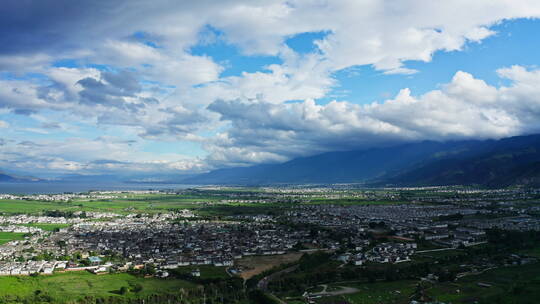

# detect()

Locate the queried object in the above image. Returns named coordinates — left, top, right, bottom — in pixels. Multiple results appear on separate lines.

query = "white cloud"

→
left=0, top=53, right=52, bottom=74
left=2, top=1, right=540, bottom=174
left=0, top=120, right=9, bottom=128
left=205, top=66, right=540, bottom=166
left=0, top=135, right=205, bottom=175
left=95, top=40, right=223, bottom=88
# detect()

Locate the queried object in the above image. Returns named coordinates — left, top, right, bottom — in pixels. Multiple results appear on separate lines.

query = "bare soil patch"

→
left=236, top=252, right=303, bottom=279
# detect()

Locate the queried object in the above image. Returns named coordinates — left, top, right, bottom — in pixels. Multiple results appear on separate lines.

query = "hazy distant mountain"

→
left=184, top=134, right=540, bottom=187
left=52, top=174, right=125, bottom=183
left=0, top=172, right=17, bottom=182
left=7, top=134, right=540, bottom=188
left=182, top=139, right=485, bottom=184
left=54, top=173, right=197, bottom=184
left=0, top=170, right=41, bottom=182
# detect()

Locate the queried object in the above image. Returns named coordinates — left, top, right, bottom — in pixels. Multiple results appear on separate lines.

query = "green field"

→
left=519, top=246, right=540, bottom=258
left=427, top=263, right=540, bottom=304
left=0, top=271, right=196, bottom=303
left=315, top=262, right=540, bottom=304
left=0, top=199, right=76, bottom=214
left=318, top=280, right=416, bottom=304
left=0, top=194, right=224, bottom=215
left=0, top=232, right=26, bottom=245
left=21, top=223, right=71, bottom=231
left=0, top=193, right=409, bottom=216
left=0, top=196, right=289, bottom=218
left=72, top=193, right=225, bottom=214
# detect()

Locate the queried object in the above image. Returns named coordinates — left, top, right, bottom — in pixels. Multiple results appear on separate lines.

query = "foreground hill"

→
left=184, top=134, right=540, bottom=187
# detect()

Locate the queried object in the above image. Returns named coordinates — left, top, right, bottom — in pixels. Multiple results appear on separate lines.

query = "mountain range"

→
left=0, top=171, right=41, bottom=183
left=4, top=134, right=540, bottom=188
left=183, top=134, right=540, bottom=187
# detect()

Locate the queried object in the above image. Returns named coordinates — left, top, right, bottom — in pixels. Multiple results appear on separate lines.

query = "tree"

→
left=132, top=284, right=143, bottom=293
left=143, top=264, right=156, bottom=276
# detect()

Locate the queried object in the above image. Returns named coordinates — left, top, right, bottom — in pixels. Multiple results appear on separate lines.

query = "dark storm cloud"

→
left=208, top=99, right=301, bottom=132
left=101, top=70, right=142, bottom=97
left=0, top=1, right=126, bottom=56
left=13, top=109, right=37, bottom=115
left=76, top=70, right=143, bottom=110
left=37, top=84, right=69, bottom=103
left=77, top=77, right=125, bottom=107
left=0, top=0, right=243, bottom=59
left=140, top=107, right=210, bottom=138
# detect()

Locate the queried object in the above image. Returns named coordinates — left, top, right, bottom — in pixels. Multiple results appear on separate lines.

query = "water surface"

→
left=0, top=182, right=195, bottom=194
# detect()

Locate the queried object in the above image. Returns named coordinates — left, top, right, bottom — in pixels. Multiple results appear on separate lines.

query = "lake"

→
left=0, top=182, right=196, bottom=194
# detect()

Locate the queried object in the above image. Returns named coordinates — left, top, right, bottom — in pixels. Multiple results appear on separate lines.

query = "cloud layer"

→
left=204, top=66, right=540, bottom=165
left=1, top=1, right=540, bottom=175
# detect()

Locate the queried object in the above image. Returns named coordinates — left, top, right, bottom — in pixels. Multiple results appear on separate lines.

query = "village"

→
left=1, top=187, right=539, bottom=279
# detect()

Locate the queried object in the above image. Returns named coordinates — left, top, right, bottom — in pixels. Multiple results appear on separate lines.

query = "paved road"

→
left=309, top=285, right=359, bottom=297
left=257, top=265, right=298, bottom=304
left=257, top=265, right=298, bottom=290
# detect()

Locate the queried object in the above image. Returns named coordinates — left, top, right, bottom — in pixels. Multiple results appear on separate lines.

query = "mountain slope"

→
left=381, top=134, right=540, bottom=187
left=0, top=172, right=18, bottom=182
left=184, top=140, right=489, bottom=185
left=0, top=170, right=40, bottom=182
left=185, top=134, right=540, bottom=187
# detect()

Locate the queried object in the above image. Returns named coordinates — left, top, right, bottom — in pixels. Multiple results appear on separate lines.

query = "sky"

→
left=2, top=0, right=540, bottom=178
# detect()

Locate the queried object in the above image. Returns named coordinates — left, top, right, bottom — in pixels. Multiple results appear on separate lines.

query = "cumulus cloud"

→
left=76, top=70, right=148, bottom=111
left=1, top=1, right=540, bottom=175
left=3, top=1, right=540, bottom=74
left=205, top=66, right=540, bottom=166
left=0, top=136, right=205, bottom=175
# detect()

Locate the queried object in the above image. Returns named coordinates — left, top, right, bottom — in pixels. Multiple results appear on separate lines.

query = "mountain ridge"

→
left=183, top=134, right=540, bottom=187
left=0, top=170, right=41, bottom=183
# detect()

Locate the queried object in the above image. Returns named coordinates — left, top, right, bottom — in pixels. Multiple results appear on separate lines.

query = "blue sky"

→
left=1, top=1, right=540, bottom=177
